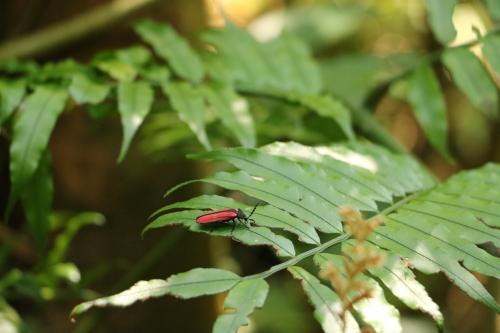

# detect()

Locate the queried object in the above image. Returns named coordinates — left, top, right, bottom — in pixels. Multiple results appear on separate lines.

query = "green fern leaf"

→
left=96, top=59, right=137, bottom=82
left=288, top=266, right=360, bottom=333
left=144, top=209, right=295, bottom=257
left=202, top=23, right=321, bottom=94
left=20, top=149, right=53, bottom=247
left=482, top=34, right=500, bottom=81
left=213, top=279, right=269, bottom=333
left=203, top=82, right=256, bottom=148
left=183, top=143, right=498, bottom=311
left=162, top=82, right=211, bottom=150
left=0, top=79, right=25, bottom=124
left=442, top=47, right=498, bottom=118
left=407, top=64, right=452, bottom=161
left=135, top=20, right=204, bottom=83
left=69, top=73, right=110, bottom=105
left=71, top=268, right=240, bottom=317
left=367, top=249, right=443, bottom=326
left=424, top=0, right=457, bottom=44
left=153, top=194, right=320, bottom=245
left=314, top=253, right=402, bottom=333
left=117, top=81, right=154, bottom=162
left=7, top=85, right=67, bottom=217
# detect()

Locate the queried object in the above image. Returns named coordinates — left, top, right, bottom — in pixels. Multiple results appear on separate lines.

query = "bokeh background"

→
left=1, top=0, right=499, bottom=332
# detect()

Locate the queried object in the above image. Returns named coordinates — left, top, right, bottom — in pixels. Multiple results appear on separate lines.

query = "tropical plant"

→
left=72, top=141, right=500, bottom=332
left=2, top=0, right=500, bottom=332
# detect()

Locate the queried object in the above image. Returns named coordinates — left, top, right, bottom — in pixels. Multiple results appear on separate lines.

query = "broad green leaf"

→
left=0, top=80, right=25, bottom=124
left=154, top=194, right=320, bottom=245
left=484, top=0, right=500, bottom=20
left=288, top=266, right=360, bottom=333
left=287, top=94, right=353, bottom=139
left=202, top=23, right=321, bottom=94
left=117, top=81, right=154, bottom=162
left=314, top=253, right=402, bottom=333
left=20, top=150, right=53, bottom=247
left=162, top=82, right=211, bottom=150
left=144, top=210, right=295, bottom=257
left=368, top=251, right=443, bottom=326
left=442, top=47, right=498, bottom=118
left=424, top=0, right=457, bottom=44
left=213, top=279, right=269, bottom=333
left=69, top=74, right=110, bottom=105
left=96, top=59, right=137, bottom=81
left=8, top=86, right=67, bottom=216
left=482, top=34, right=500, bottom=80
left=407, top=64, right=451, bottom=161
left=135, top=20, right=204, bottom=83
left=72, top=268, right=240, bottom=317
left=203, top=83, right=255, bottom=147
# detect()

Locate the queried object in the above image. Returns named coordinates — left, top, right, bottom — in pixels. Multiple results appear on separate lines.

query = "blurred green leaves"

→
left=482, top=34, right=500, bottom=79
left=135, top=20, right=204, bottom=83
left=162, top=82, right=211, bottom=150
left=442, top=47, right=498, bottom=118
left=69, top=73, right=110, bottom=105
left=407, top=63, right=451, bottom=161
left=7, top=86, right=67, bottom=220
left=424, top=0, right=457, bottom=44
left=0, top=79, right=25, bottom=124
left=203, top=83, right=255, bottom=148
left=117, top=80, right=154, bottom=162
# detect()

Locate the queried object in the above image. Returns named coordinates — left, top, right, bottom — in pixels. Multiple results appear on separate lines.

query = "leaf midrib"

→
left=16, top=89, right=58, bottom=184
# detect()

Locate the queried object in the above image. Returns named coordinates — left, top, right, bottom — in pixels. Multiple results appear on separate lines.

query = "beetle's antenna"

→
left=247, top=202, right=261, bottom=219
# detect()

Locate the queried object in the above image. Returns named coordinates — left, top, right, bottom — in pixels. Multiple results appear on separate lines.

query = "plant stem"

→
left=0, top=0, right=161, bottom=60
left=243, top=232, right=351, bottom=280
left=379, top=190, right=427, bottom=216
left=240, top=189, right=427, bottom=281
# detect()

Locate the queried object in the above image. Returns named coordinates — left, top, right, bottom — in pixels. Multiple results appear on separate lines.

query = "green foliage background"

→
left=1, top=0, right=500, bottom=332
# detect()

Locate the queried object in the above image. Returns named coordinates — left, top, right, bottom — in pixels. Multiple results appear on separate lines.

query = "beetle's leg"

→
left=248, top=218, right=255, bottom=226
left=247, top=202, right=261, bottom=219
left=237, top=218, right=249, bottom=229
left=230, top=219, right=236, bottom=235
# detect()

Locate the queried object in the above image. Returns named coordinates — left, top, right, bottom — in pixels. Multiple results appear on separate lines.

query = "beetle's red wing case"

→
left=195, top=208, right=238, bottom=224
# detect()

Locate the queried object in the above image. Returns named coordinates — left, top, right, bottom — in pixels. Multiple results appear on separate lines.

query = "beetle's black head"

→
left=237, top=209, right=247, bottom=219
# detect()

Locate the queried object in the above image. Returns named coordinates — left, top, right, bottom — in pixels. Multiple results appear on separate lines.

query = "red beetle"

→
left=196, top=203, right=260, bottom=231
